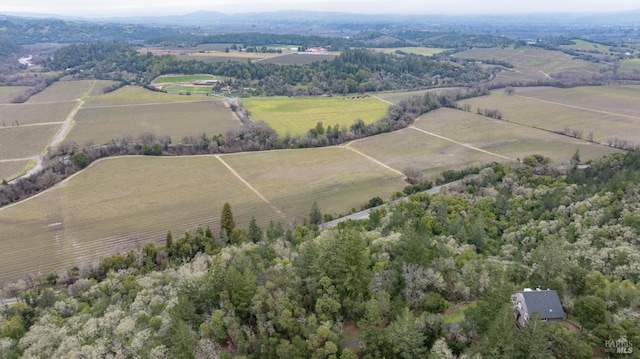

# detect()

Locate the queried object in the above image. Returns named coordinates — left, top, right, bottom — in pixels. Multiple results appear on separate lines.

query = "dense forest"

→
left=45, top=43, right=493, bottom=95
left=1, top=151, right=639, bottom=358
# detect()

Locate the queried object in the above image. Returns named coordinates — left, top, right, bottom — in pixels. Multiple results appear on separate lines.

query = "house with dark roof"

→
left=513, top=289, right=565, bottom=327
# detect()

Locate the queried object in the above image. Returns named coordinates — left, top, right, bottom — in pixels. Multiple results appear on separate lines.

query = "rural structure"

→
left=513, top=289, right=565, bottom=327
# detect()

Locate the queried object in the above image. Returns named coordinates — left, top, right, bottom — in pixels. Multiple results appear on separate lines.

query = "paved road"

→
left=320, top=181, right=458, bottom=229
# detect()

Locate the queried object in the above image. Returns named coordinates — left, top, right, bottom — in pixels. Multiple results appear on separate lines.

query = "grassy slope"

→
left=0, top=86, right=28, bottom=104
left=83, top=86, right=218, bottom=107
left=0, top=101, right=76, bottom=126
left=0, top=124, right=59, bottom=160
left=26, top=80, right=96, bottom=103
left=0, top=160, right=29, bottom=182
left=241, top=96, right=390, bottom=136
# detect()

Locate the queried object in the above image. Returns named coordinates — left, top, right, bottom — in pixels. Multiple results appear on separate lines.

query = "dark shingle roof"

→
left=519, top=290, right=565, bottom=320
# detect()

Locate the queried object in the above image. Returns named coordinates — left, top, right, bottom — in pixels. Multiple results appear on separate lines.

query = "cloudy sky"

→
left=2, top=0, right=639, bottom=17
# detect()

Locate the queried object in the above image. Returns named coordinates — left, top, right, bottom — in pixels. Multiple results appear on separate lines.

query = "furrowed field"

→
left=241, top=95, right=390, bottom=135
left=260, top=53, right=337, bottom=65
left=0, top=160, right=30, bottom=182
left=453, top=47, right=604, bottom=83
left=373, top=47, right=447, bottom=56
left=0, top=101, right=75, bottom=126
left=82, top=86, right=217, bottom=107
left=0, top=124, right=59, bottom=160
left=414, top=108, right=621, bottom=161
left=0, top=86, right=28, bottom=104
left=0, top=156, right=284, bottom=283
left=68, top=100, right=240, bottom=145
left=459, top=86, right=640, bottom=144
left=221, top=147, right=406, bottom=218
left=26, top=80, right=111, bottom=103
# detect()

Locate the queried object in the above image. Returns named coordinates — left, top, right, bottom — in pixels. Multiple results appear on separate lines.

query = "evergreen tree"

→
left=309, top=201, right=322, bottom=226
left=248, top=217, right=263, bottom=243
left=166, top=230, right=173, bottom=250
left=220, top=202, right=235, bottom=241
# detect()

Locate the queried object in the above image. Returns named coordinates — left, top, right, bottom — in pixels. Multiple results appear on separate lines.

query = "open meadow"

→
left=619, top=59, right=640, bottom=76
left=259, top=53, right=337, bottom=65
left=241, top=95, right=390, bottom=135
left=459, top=86, right=640, bottom=144
left=67, top=100, right=240, bottom=145
left=375, top=88, right=460, bottom=105
left=0, top=156, right=284, bottom=283
left=220, top=147, right=406, bottom=218
left=453, top=47, right=604, bottom=84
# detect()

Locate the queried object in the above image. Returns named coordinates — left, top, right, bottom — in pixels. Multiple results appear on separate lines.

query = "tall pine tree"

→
left=220, top=202, right=235, bottom=242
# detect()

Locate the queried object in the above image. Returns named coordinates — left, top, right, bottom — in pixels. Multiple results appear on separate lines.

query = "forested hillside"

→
left=2, top=151, right=639, bottom=358
left=45, top=43, right=492, bottom=95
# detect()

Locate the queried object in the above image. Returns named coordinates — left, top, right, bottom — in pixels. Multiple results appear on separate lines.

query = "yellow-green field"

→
left=374, top=47, right=448, bottom=56
left=83, top=86, right=218, bottom=107
left=0, top=160, right=29, bottom=182
left=0, top=101, right=76, bottom=126
left=67, top=100, right=240, bottom=145
left=0, top=124, right=59, bottom=160
left=459, top=86, right=640, bottom=144
left=241, top=96, right=390, bottom=136
left=153, top=74, right=217, bottom=83
left=26, top=80, right=97, bottom=103
left=0, top=86, right=28, bottom=104
left=0, top=156, right=284, bottom=282
left=453, top=47, right=604, bottom=84
left=221, top=147, right=406, bottom=218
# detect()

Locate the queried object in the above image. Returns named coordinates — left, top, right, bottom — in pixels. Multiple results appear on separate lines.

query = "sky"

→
left=1, top=0, right=639, bottom=17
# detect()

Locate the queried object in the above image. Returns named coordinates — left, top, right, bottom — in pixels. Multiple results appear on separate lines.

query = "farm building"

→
left=513, top=289, right=565, bottom=327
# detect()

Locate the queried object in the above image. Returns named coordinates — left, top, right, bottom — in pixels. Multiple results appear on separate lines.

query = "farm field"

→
left=373, top=47, right=447, bottom=56
left=453, top=47, right=603, bottom=84
left=83, top=86, right=217, bottom=107
left=26, top=80, right=97, bottom=103
left=559, top=39, right=610, bottom=53
left=348, top=127, right=499, bottom=179
left=221, top=147, right=406, bottom=219
left=0, top=156, right=284, bottom=283
left=67, top=100, right=240, bottom=145
left=153, top=74, right=217, bottom=83
left=0, top=124, right=59, bottom=160
left=414, top=108, right=621, bottom=162
left=459, top=87, right=640, bottom=144
left=375, top=88, right=460, bottom=105
left=0, top=86, right=28, bottom=104
left=0, top=160, right=30, bottom=182
left=259, top=53, right=337, bottom=65
left=0, top=101, right=75, bottom=126
left=241, top=95, right=390, bottom=136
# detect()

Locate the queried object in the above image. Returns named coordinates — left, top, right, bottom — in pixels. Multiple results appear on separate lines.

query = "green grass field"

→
left=260, top=53, right=338, bottom=65
left=241, top=96, right=390, bottom=136
left=0, top=101, right=76, bottom=126
left=67, top=100, right=241, bottom=145
left=83, top=86, right=218, bottom=107
left=0, top=156, right=284, bottom=283
left=0, top=86, right=28, bottom=104
left=0, top=124, right=59, bottom=160
left=459, top=87, right=640, bottom=144
left=159, top=85, right=214, bottom=94
left=26, top=80, right=96, bottom=103
left=221, top=147, right=406, bottom=218
left=0, top=160, right=29, bottom=182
